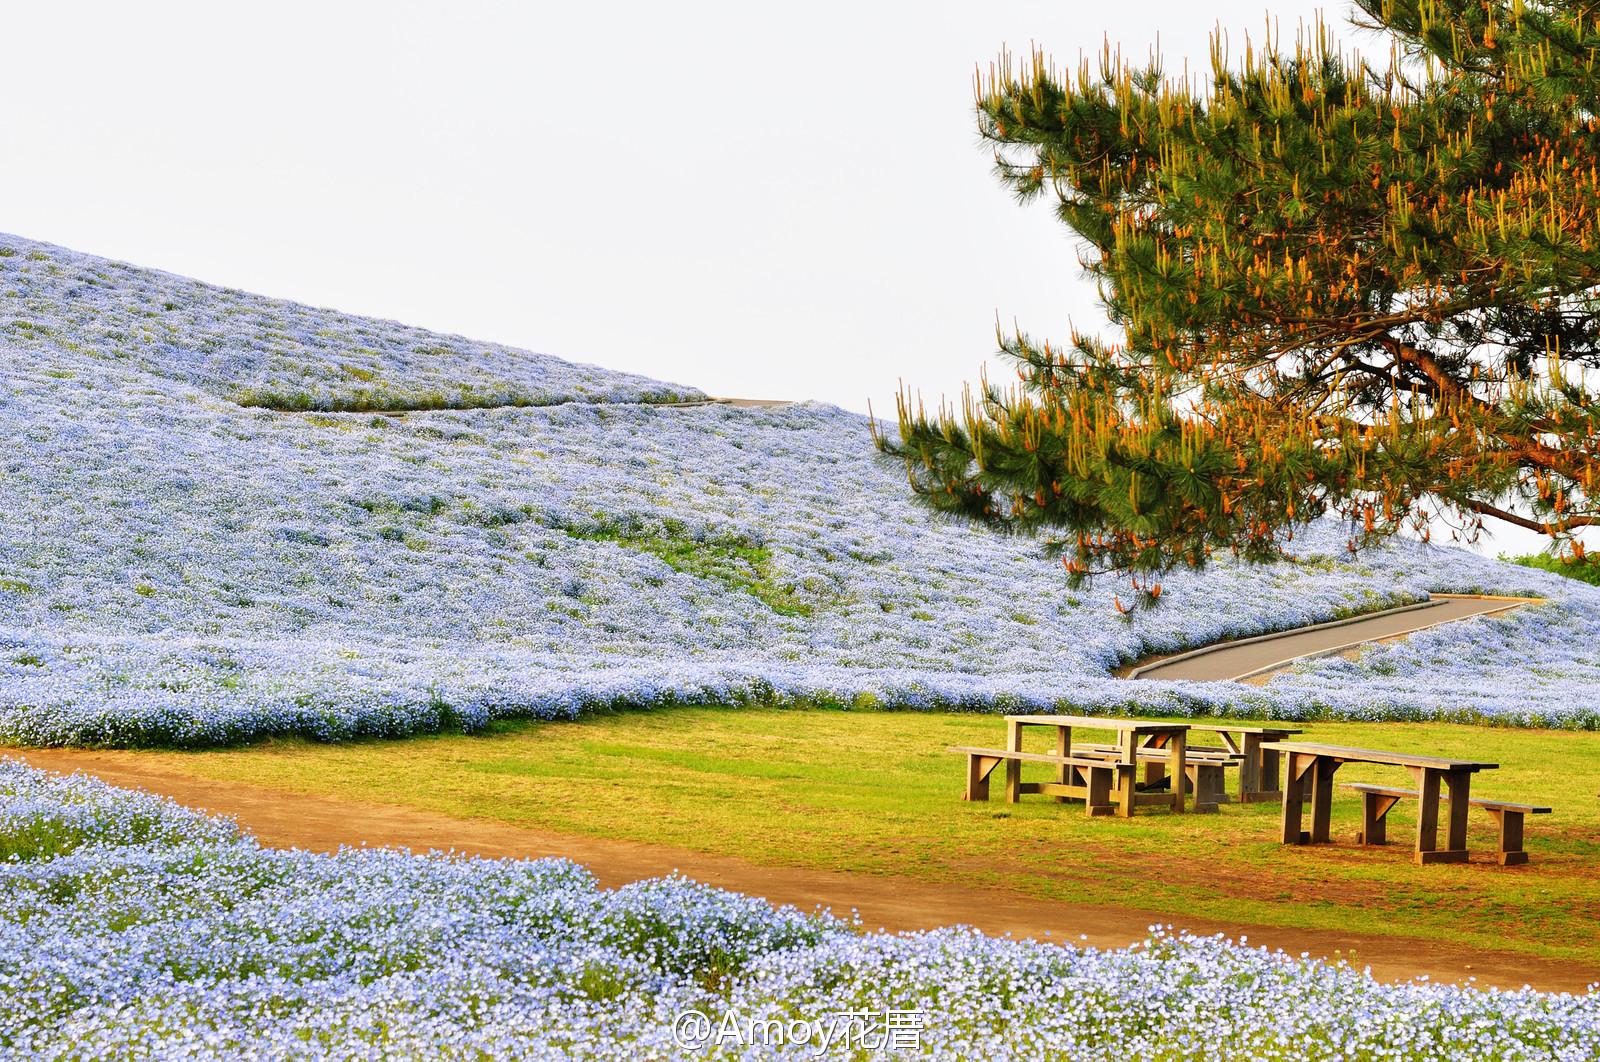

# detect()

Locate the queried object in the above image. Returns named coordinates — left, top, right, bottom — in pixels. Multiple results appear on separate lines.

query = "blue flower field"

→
left=1, top=235, right=1596, bottom=748
left=3, top=761, right=1595, bottom=1060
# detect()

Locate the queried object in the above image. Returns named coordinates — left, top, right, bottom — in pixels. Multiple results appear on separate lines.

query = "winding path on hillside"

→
left=10, top=747, right=1596, bottom=994
left=1127, top=594, right=1534, bottom=682
left=656, top=396, right=794, bottom=409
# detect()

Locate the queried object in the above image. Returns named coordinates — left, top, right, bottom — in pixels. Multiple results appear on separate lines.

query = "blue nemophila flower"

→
left=0, top=762, right=1594, bottom=1059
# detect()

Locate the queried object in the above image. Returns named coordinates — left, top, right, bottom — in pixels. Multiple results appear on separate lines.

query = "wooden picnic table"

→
left=1262, top=741, right=1499, bottom=864
left=1014, top=719, right=1301, bottom=806
left=1004, top=715, right=1191, bottom=814
left=1185, top=724, right=1304, bottom=804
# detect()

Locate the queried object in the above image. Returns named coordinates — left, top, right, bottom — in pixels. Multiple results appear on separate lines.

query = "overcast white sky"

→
left=2, top=1, right=1566, bottom=555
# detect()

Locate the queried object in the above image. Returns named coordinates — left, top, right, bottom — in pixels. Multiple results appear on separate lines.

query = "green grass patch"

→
left=228, top=384, right=551, bottom=413
left=120, top=708, right=1600, bottom=963
left=565, top=518, right=811, bottom=616
left=1504, top=552, right=1600, bottom=586
left=227, top=385, right=698, bottom=413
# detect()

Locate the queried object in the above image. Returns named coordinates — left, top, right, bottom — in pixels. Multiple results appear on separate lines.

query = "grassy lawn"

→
left=120, top=709, right=1600, bottom=962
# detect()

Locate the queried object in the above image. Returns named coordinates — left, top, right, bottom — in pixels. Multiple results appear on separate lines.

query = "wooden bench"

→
left=949, top=746, right=1139, bottom=816
left=1346, top=783, right=1551, bottom=865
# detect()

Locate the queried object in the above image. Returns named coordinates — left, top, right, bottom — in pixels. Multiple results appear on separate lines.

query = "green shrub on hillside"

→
left=1504, top=553, right=1600, bottom=586
left=565, top=518, right=812, bottom=616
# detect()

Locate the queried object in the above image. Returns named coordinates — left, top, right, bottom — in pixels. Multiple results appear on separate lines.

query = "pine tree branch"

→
left=1460, top=498, right=1597, bottom=535
left=1375, top=337, right=1492, bottom=410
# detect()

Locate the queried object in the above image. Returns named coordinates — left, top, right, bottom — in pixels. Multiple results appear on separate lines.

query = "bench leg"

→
left=1202, top=757, right=1233, bottom=805
left=1118, top=764, right=1138, bottom=819
left=1085, top=766, right=1114, bottom=817
left=1187, top=765, right=1220, bottom=813
left=1357, top=791, right=1400, bottom=845
left=965, top=754, right=997, bottom=802
left=1489, top=808, right=1528, bottom=866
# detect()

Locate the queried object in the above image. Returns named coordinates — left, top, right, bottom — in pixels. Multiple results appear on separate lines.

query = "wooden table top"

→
left=1004, top=714, right=1190, bottom=732
left=1260, top=741, right=1498, bottom=772
left=1189, top=723, right=1304, bottom=736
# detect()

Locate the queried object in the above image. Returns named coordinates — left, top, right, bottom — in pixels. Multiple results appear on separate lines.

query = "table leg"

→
left=1237, top=733, right=1259, bottom=802
left=1445, top=770, right=1471, bottom=850
left=1261, top=745, right=1281, bottom=796
left=1005, top=719, right=1022, bottom=804
left=1169, top=731, right=1187, bottom=813
left=1119, top=729, right=1139, bottom=817
left=1308, top=756, right=1339, bottom=842
left=1055, top=726, right=1071, bottom=803
left=1412, top=767, right=1440, bottom=860
left=1280, top=752, right=1311, bottom=843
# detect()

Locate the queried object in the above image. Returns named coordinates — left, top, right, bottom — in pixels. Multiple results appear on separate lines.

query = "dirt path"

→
left=12, top=747, right=1596, bottom=994
left=1130, top=595, right=1531, bottom=682
left=656, top=397, right=793, bottom=409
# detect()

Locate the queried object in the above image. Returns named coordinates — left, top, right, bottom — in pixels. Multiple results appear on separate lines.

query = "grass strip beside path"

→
left=39, top=709, right=1600, bottom=965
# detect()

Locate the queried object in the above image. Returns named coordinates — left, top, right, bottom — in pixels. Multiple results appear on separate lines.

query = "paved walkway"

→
left=1129, top=595, right=1531, bottom=682
left=9, top=747, right=1596, bottom=993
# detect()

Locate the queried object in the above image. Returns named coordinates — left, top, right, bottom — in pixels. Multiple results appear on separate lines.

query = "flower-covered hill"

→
left=1, top=234, right=1596, bottom=747
left=0, top=235, right=699, bottom=411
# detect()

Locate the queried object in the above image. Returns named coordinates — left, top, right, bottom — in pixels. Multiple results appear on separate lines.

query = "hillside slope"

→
left=0, top=236, right=697, bottom=410
left=1, top=235, right=1594, bottom=746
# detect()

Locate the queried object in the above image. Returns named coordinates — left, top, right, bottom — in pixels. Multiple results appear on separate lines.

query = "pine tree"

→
left=880, top=1, right=1600, bottom=608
